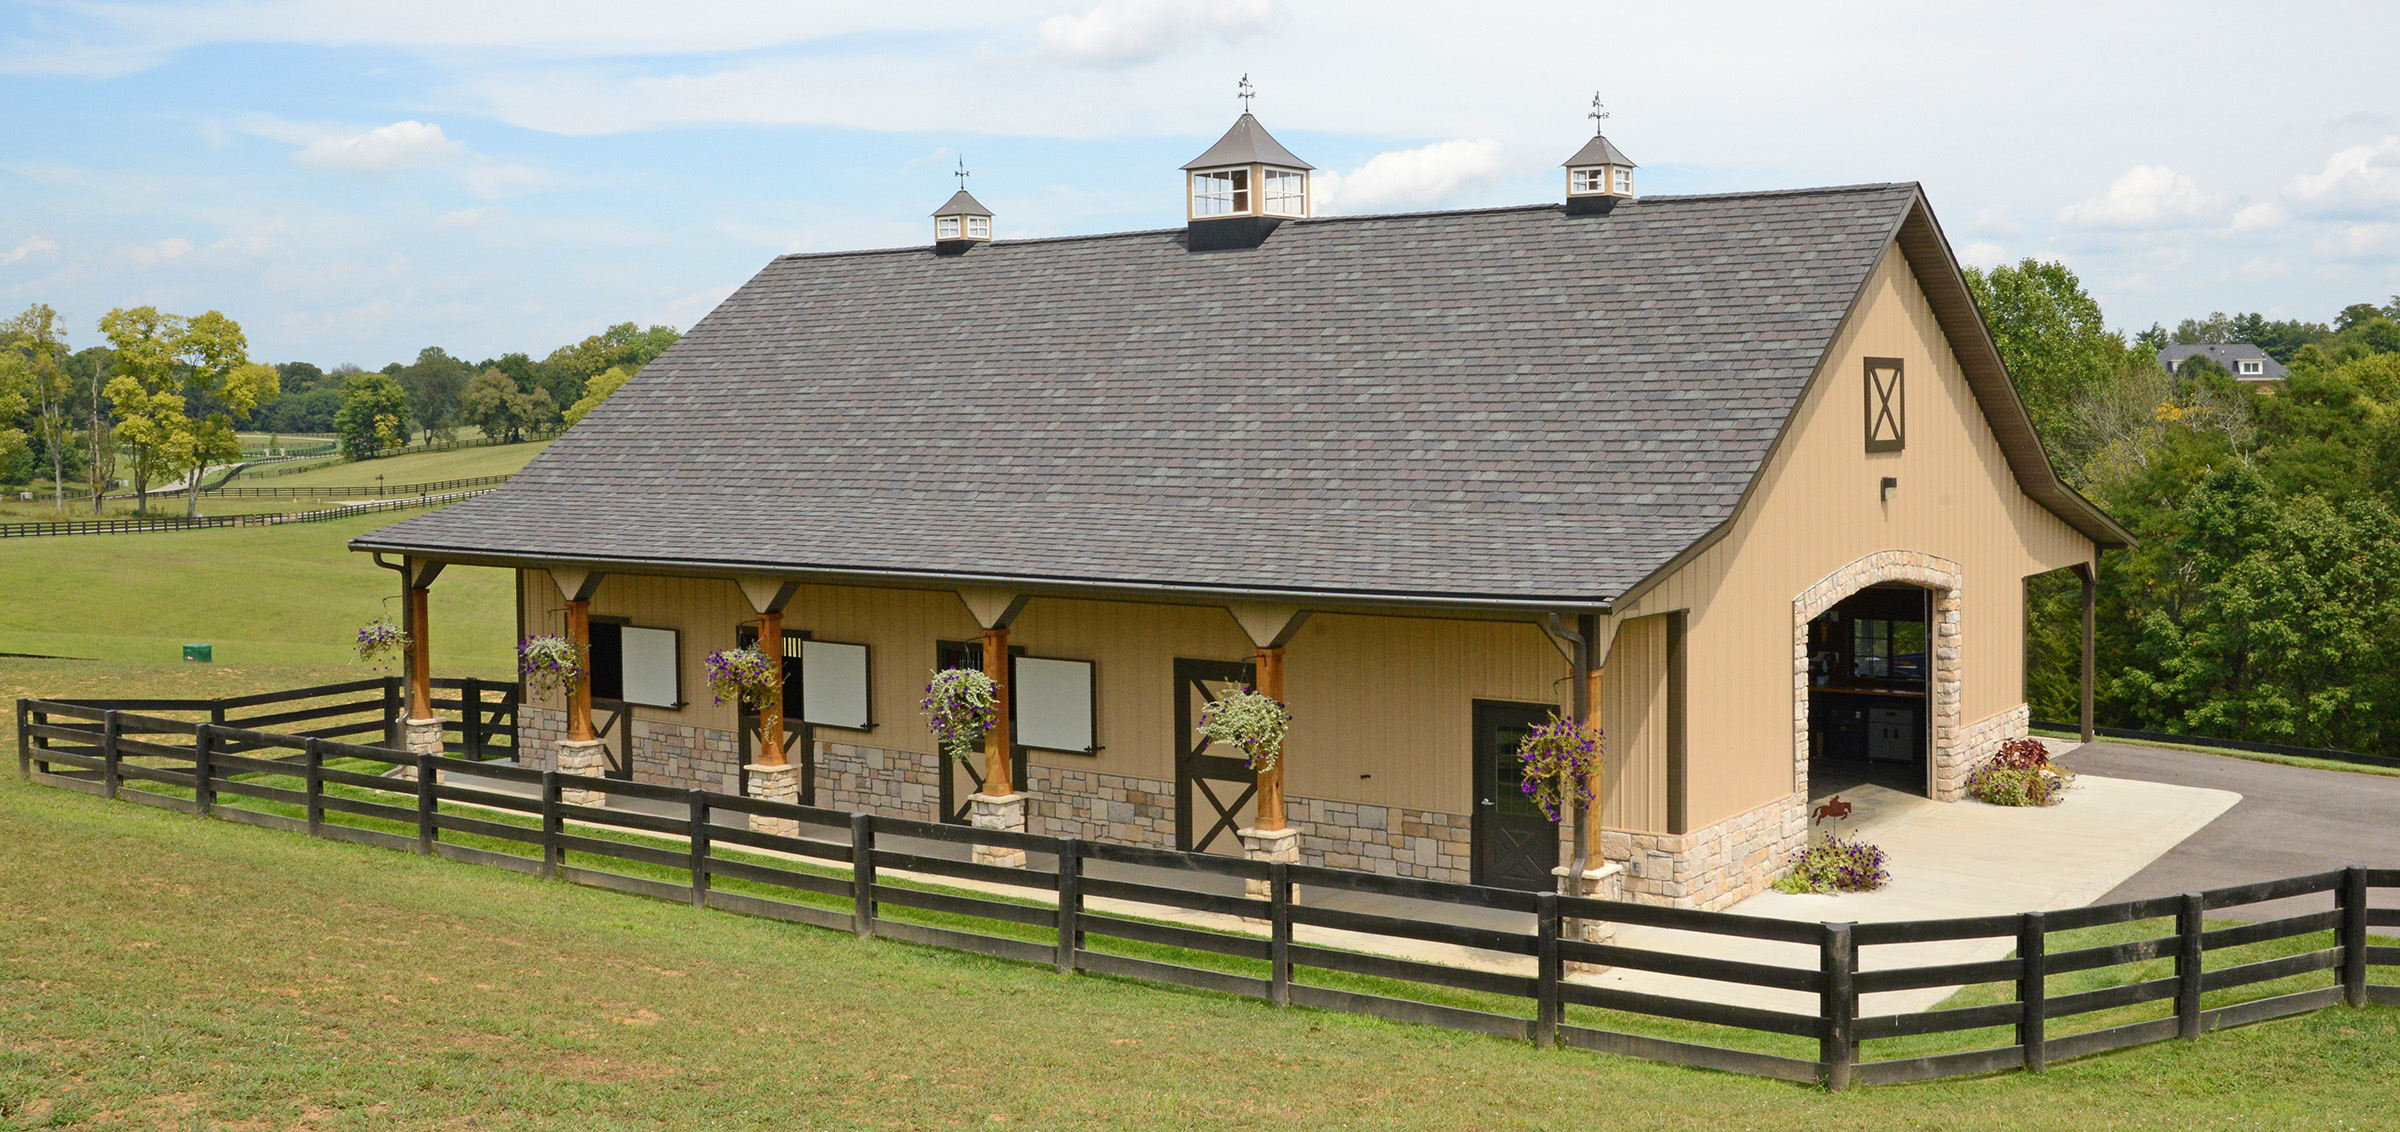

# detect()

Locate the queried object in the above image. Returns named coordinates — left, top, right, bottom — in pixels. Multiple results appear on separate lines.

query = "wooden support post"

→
left=1253, top=645, right=1286, bottom=832
left=1269, top=861, right=1293, bottom=1008
left=1535, top=892, right=1562, bottom=1048
left=415, top=752, right=437, bottom=855
left=304, top=739, right=324, bottom=837
left=2018, top=911, right=2047, bottom=1071
left=2340, top=866, right=2368, bottom=1008
left=688, top=790, right=711, bottom=909
left=193, top=724, right=215, bottom=817
left=2176, top=892, right=2205, bottom=1040
left=852, top=812, right=876, bottom=937
left=407, top=584, right=434, bottom=721
left=982, top=625, right=1013, bottom=797
left=1820, top=922, right=1856, bottom=1091
left=1055, top=837, right=1082, bottom=974
left=2079, top=562, right=2097, bottom=744
left=757, top=609, right=787, bottom=767
left=565, top=598, right=595, bottom=744
left=101, top=710, right=121, bottom=800
left=540, top=770, right=562, bottom=879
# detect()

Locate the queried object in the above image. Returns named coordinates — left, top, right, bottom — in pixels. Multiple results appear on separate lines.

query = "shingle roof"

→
left=2158, top=342, right=2287, bottom=381
left=1562, top=133, right=1636, bottom=168
left=931, top=189, right=991, bottom=218
left=359, top=182, right=2110, bottom=607
left=1180, top=113, right=1314, bottom=171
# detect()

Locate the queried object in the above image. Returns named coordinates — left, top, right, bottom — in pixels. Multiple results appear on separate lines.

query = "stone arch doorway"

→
left=1794, top=552, right=1964, bottom=801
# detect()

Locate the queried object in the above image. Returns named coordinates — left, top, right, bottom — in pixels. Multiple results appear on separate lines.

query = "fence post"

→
left=463, top=678, right=484, bottom=759
left=688, top=790, right=711, bottom=909
left=2176, top=892, right=2205, bottom=1040
left=414, top=752, right=437, bottom=856
left=852, top=813, right=876, bottom=937
left=102, top=710, right=122, bottom=800
left=2018, top=910, right=2047, bottom=1072
left=15, top=700, right=28, bottom=780
left=1535, top=892, right=1561, bottom=1049
left=1820, top=922, right=1856, bottom=1091
left=540, top=770, right=562, bottom=880
left=1269, top=861, right=1293, bottom=1009
left=2340, top=866, right=2367, bottom=1009
left=1055, top=838, right=1082, bottom=975
left=304, top=739, right=324, bottom=838
left=192, top=723, right=215, bottom=817
left=382, top=678, right=401, bottom=750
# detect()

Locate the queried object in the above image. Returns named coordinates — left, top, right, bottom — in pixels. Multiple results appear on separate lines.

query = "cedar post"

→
left=407, top=583, right=434, bottom=720
left=2078, top=560, right=2097, bottom=744
left=757, top=609, right=787, bottom=767
left=981, top=625, right=1013, bottom=796
left=1252, top=645, right=1286, bottom=832
left=564, top=598, right=595, bottom=744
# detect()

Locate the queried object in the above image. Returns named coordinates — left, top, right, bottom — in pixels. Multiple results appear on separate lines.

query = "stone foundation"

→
left=1600, top=793, right=1808, bottom=911
left=967, top=792, right=1028, bottom=868
left=1946, top=704, right=2032, bottom=800
left=1237, top=826, right=1301, bottom=899
left=628, top=718, right=743, bottom=795
left=403, top=716, right=444, bottom=758
left=746, top=762, right=804, bottom=838
left=555, top=739, right=609, bottom=806
left=819, top=740, right=947, bottom=820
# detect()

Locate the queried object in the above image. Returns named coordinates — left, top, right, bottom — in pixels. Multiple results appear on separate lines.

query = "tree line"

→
left=0, top=307, right=677, bottom=515
left=1985, top=262, right=2400, bottom=752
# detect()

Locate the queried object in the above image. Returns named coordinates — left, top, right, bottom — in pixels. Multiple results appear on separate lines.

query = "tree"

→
left=538, top=323, right=679, bottom=419
left=96, top=307, right=188, bottom=513
left=462, top=367, right=553, bottom=443
left=335, top=371, right=411, bottom=459
left=1964, top=259, right=2131, bottom=455
left=1, top=304, right=72, bottom=514
left=165, top=311, right=279, bottom=516
left=2172, top=312, right=2237, bottom=344
left=398, top=346, right=470, bottom=442
left=562, top=365, right=631, bottom=425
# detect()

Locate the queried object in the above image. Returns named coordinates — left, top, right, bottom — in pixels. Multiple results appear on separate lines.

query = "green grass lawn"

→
left=249, top=441, right=551, bottom=489
left=0, top=511, right=516, bottom=668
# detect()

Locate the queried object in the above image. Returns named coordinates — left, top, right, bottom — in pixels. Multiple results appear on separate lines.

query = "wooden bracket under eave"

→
left=958, top=587, right=1031, bottom=630
left=737, top=575, right=802, bottom=616
left=1227, top=603, right=1311, bottom=650
left=548, top=566, right=606, bottom=603
left=402, top=557, right=445, bottom=590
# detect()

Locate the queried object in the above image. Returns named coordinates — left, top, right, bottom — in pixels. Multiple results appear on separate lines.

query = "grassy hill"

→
left=240, top=439, right=553, bottom=489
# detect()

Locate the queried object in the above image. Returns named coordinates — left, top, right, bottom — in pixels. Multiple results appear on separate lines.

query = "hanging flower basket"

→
left=518, top=635, right=588, bottom=698
left=1195, top=686, right=1292, bottom=772
left=352, top=618, right=411, bottom=672
left=1515, top=714, right=1601, bottom=822
left=704, top=646, right=781, bottom=707
left=921, top=667, right=999, bottom=764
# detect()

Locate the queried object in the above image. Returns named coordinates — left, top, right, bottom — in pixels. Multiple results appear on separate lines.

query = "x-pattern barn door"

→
left=1175, top=657, right=1259, bottom=855
left=1864, top=356, right=1905, bottom=453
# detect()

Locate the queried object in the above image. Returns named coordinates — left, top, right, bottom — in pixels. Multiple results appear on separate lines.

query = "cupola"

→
left=1180, top=76, right=1313, bottom=251
left=1562, top=96, right=1636, bottom=215
left=931, top=159, right=993, bottom=256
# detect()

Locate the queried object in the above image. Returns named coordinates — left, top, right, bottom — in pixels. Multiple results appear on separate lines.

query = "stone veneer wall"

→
left=1793, top=550, right=1965, bottom=805
left=1600, top=793, right=1809, bottom=911
left=817, top=740, right=946, bottom=818
left=1948, top=704, right=2032, bottom=800
left=518, top=706, right=741, bottom=794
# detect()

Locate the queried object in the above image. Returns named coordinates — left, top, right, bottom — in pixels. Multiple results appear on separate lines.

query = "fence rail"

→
left=0, top=489, right=494, bottom=538
left=16, top=686, right=2397, bottom=1090
left=203, top=474, right=514, bottom=499
left=2034, top=718, right=2400, bottom=770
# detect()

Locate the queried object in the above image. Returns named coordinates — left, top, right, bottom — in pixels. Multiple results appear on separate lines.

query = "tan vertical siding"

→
left=1600, top=613, right=1668, bottom=832
left=1609, top=243, right=2095, bottom=829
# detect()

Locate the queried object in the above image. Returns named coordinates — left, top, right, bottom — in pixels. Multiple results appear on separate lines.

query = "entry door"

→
left=1175, top=658, right=1258, bottom=854
left=1472, top=701, right=1560, bottom=891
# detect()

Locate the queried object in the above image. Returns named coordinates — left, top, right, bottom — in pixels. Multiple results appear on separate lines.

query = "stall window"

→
left=586, top=622, right=681, bottom=708
left=1014, top=656, right=1097, bottom=754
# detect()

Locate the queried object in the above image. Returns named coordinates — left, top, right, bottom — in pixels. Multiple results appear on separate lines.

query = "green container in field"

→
left=183, top=643, right=212, bottom=663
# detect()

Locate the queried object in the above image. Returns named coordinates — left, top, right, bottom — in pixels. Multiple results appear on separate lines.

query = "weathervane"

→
left=955, top=155, right=970, bottom=189
left=1238, top=73, right=1255, bottom=114
left=1589, top=93, right=1609, bottom=133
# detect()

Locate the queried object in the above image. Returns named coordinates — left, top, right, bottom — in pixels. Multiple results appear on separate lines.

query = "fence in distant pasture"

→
left=2035, top=719, right=2400, bottom=772
left=19, top=684, right=2398, bottom=1090
left=204, top=474, right=514, bottom=499
left=0, top=488, right=493, bottom=538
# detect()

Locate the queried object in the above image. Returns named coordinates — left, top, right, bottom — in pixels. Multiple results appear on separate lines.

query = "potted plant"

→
left=704, top=646, right=781, bottom=706
left=1514, top=714, right=1600, bottom=822
left=921, top=667, right=999, bottom=763
left=1194, top=686, right=1292, bottom=772
left=518, top=634, right=588, bottom=698
left=352, top=618, right=410, bottom=672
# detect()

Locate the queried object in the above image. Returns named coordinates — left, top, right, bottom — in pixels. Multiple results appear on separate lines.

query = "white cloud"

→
left=2057, top=165, right=2220, bottom=229
left=1959, top=241, right=2009, bottom=269
left=0, top=236, right=57, bottom=265
left=2231, top=201, right=2289, bottom=230
left=1317, top=138, right=1507, bottom=214
left=2285, top=136, right=2400, bottom=216
left=293, top=120, right=467, bottom=176
left=1031, top=0, right=1277, bottom=66
left=127, top=237, right=194, bottom=264
left=2314, top=222, right=2400, bottom=262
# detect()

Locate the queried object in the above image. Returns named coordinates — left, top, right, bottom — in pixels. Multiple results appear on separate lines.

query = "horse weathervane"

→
left=954, top=156, right=970, bottom=189
left=1589, top=92, right=1609, bottom=133
left=1238, top=73, right=1255, bottom=113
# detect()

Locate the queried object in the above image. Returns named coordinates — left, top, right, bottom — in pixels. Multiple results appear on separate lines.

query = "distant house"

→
left=2159, top=342, right=2286, bottom=383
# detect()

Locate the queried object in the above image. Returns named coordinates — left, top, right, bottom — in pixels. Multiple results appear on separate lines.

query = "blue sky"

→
left=5, top=1, right=2400, bottom=367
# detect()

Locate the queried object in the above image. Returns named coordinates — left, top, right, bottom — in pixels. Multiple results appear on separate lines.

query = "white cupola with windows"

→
left=931, top=159, right=994, bottom=256
left=1563, top=96, right=1637, bottom=215
left=1181, top=77, right=1313, bottom=251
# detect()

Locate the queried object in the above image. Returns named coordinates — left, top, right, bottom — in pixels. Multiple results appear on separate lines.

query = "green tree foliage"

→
left=1, top=304, right=72, bottom=510
left=94, top=307, right=281, bottom=515
left=1963, top=259, right=2132, bottom=454
left=537, top=323, right=678, bottom=416
left=334, top=371, right=410, bottom=459
left=397, top=346, right=471, bottom=442
left=461, top=367, right=553, bottom=443
left=562, top=365, right=631, bottom=426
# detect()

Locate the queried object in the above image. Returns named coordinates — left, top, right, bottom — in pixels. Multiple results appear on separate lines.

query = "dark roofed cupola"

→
left=1182, top=75, right=1313, bottom=251
left=932, top=157, right=993, bottom=256
left=1563, top=95, right=1636, bottom=215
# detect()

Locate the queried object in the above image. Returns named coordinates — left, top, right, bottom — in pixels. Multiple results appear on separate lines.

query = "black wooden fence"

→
left=2034, top=719, right=2400, bottom=771
left=17, top=692, right=2397, bottom=1090
left=204, top=474, right=514, bottom=499
left=0, top=488, right=495, bottom=538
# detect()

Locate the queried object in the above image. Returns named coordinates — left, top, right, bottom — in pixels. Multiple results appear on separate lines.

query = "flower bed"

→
left=1967, top=737, right=2072, bottom=806
left=1772, top=835, right=1891, bottom=895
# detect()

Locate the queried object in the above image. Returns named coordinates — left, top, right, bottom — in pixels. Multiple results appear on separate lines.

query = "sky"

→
left=4, top=0, right=2399, bottom=368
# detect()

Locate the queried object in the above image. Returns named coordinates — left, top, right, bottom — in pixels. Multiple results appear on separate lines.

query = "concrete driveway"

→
left=2060, top=740, right=2400, bottom=921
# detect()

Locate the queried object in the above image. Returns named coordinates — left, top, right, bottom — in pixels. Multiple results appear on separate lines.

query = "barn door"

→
left=1472, top=700, right=1559, bottom=890
left=1175, top=657, right=1259, bottom=854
